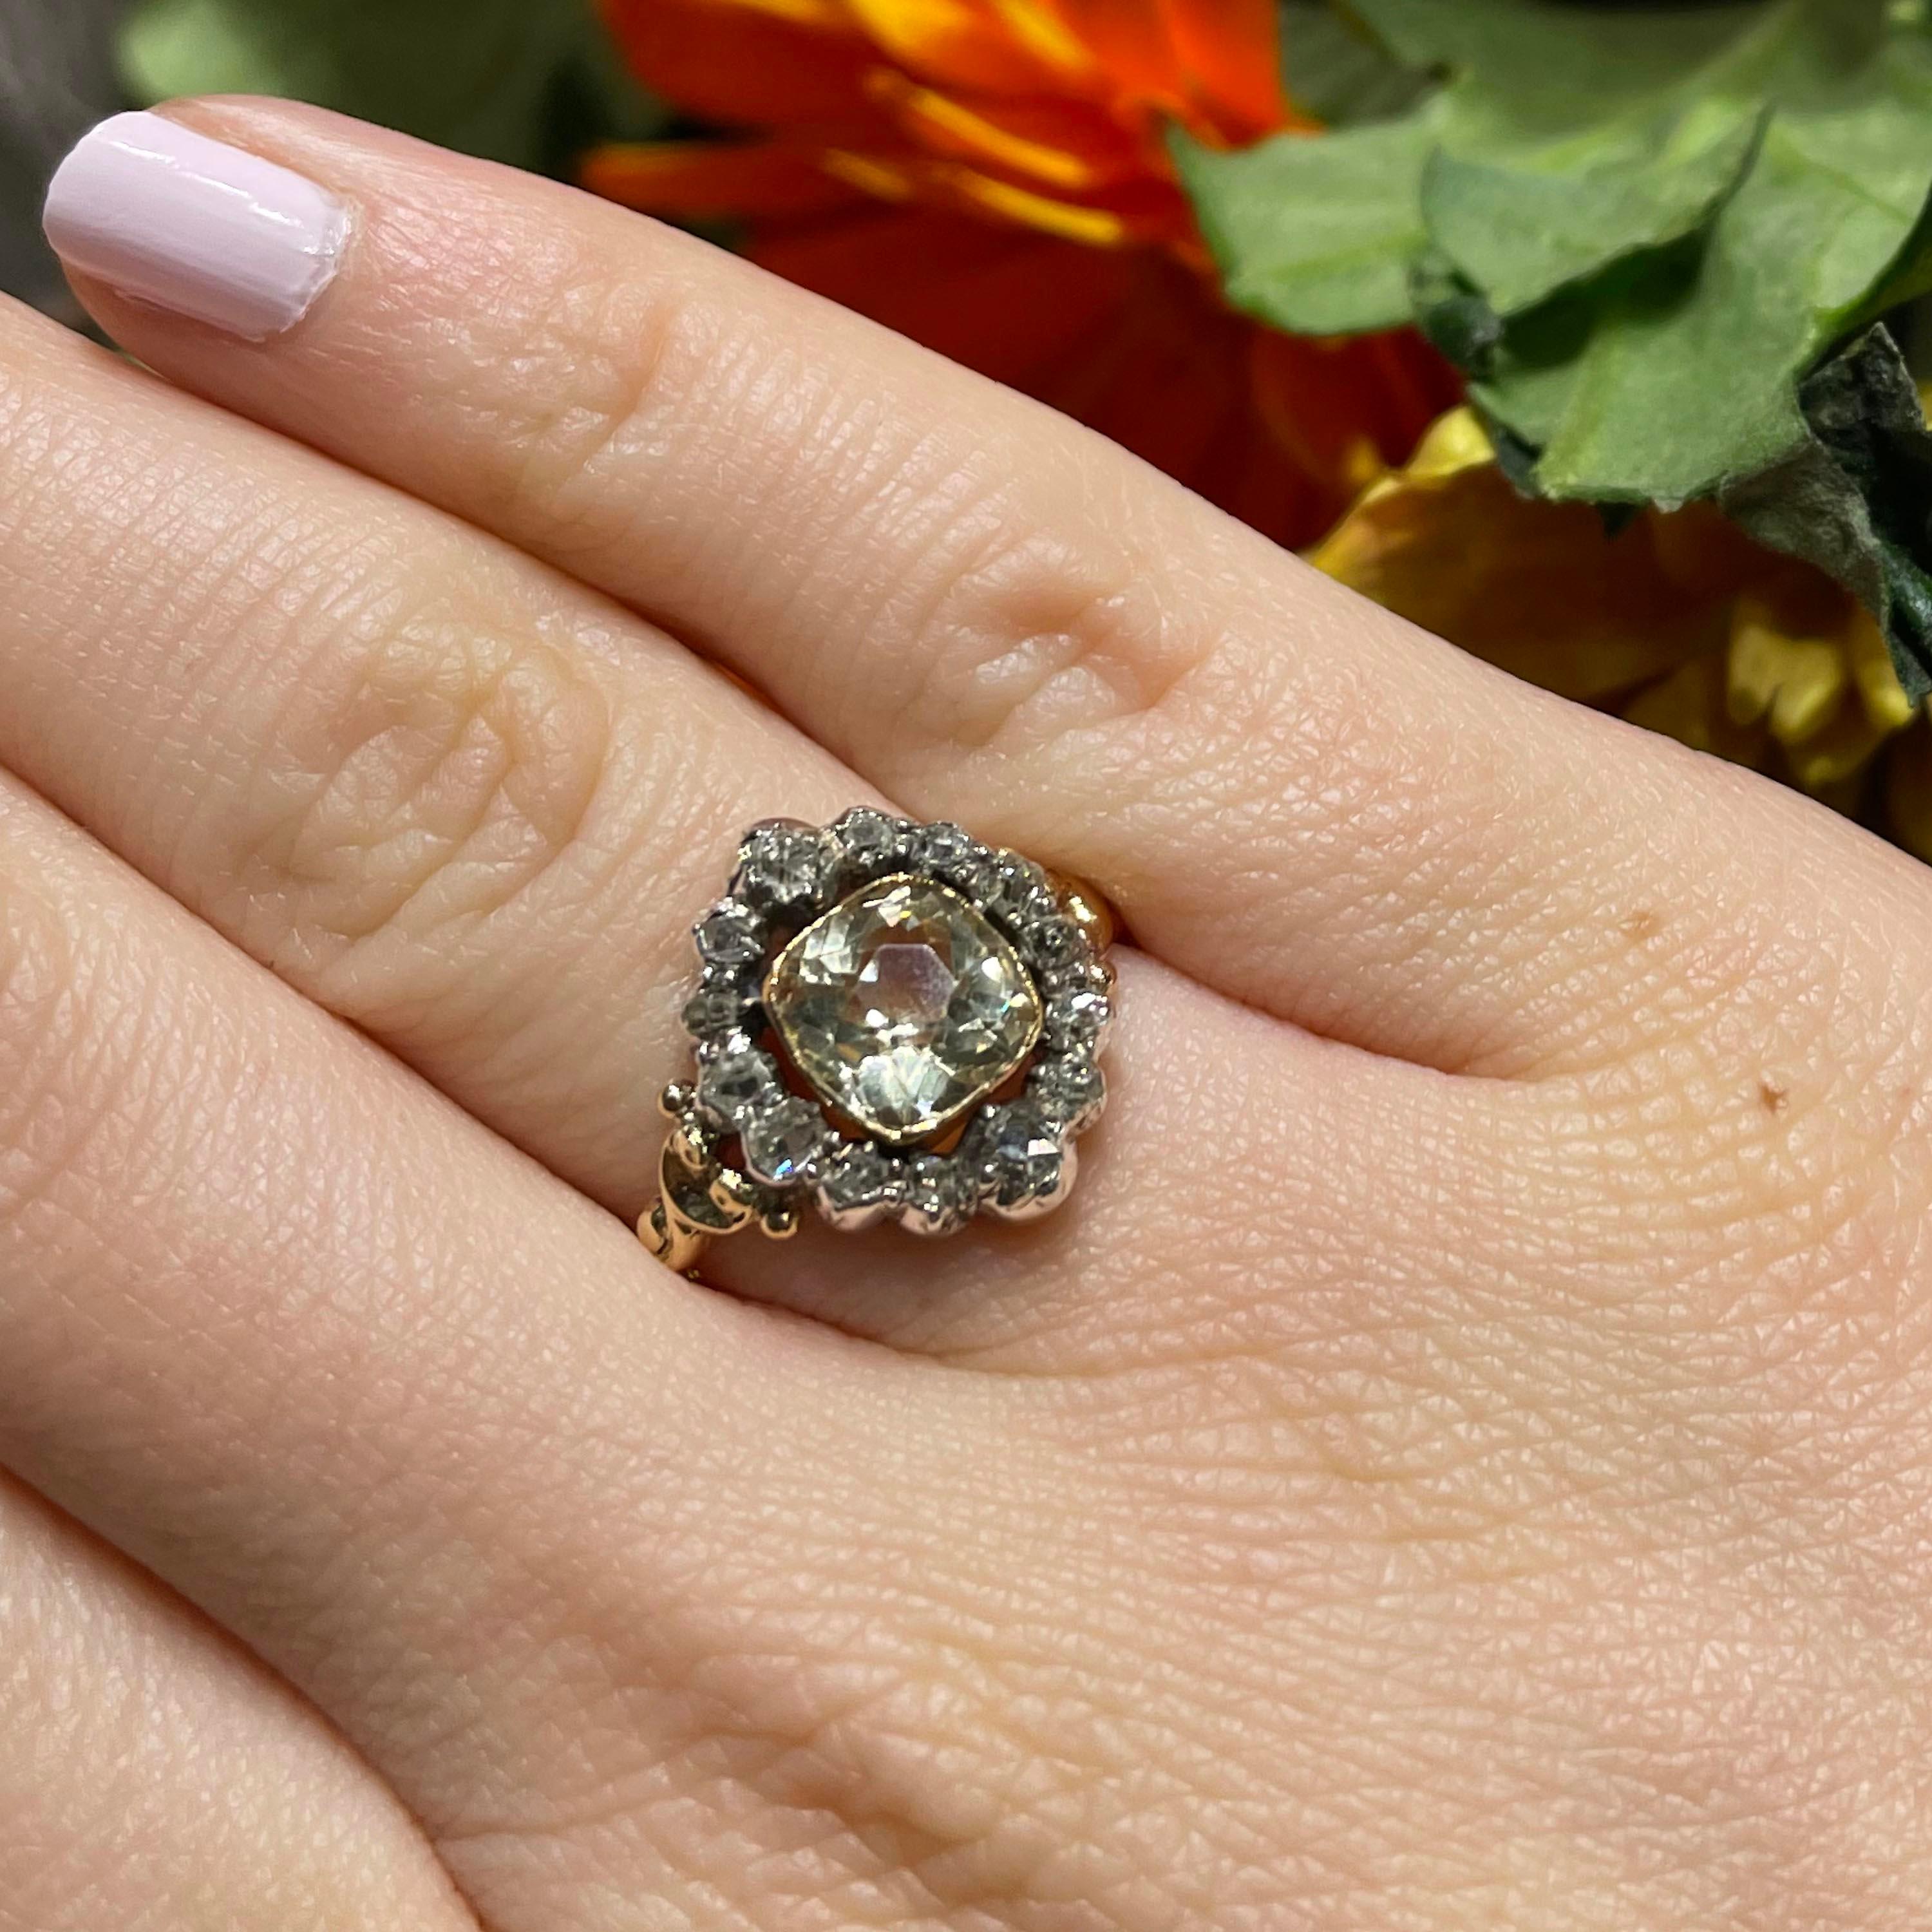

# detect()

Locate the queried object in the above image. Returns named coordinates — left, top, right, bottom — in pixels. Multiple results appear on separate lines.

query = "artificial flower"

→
left=584, top=0, right=1459, bottom=549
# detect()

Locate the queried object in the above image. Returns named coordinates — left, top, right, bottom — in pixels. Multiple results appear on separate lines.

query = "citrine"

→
left=764, top=875, right=1041, bottom=1143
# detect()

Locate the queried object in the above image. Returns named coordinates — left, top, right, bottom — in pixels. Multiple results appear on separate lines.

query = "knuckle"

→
left=884, top=488, right=1215, bottom=783
left=452, top=251, right=697, bottom=552
left=218, top=574, right=614, bottom=1010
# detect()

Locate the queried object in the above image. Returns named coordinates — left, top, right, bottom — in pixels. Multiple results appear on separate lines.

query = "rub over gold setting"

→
left=641, top=811, right=1117, bottom=1276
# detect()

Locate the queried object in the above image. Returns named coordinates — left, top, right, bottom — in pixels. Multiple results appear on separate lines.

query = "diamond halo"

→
left=645, top=812, right=1113, bottom=1264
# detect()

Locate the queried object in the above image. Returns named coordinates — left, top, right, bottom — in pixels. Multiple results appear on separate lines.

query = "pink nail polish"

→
left=43, top=111, right=348, bottom=340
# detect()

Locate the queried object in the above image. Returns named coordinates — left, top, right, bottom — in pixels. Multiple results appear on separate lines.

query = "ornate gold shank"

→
left=639, top=1085, right=799, bottom=1274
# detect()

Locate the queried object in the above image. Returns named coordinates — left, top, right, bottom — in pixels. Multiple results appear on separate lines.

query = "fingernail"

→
left=43, top=111, right=348, bottom=340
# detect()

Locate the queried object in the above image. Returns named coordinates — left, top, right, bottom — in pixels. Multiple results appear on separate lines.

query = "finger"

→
left=0, top=289, right=864, bottom=1220
left=0, top=1474, right=477, bottom=1932
left=0, top=274, right=1504, bottom=1370
left=48, top=97, right=1824, bottom=1080
left=0, top=770, right=1063, bottom=1927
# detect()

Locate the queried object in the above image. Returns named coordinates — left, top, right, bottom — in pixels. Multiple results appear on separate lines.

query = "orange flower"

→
left=585, top=0, right=1460, bottom=549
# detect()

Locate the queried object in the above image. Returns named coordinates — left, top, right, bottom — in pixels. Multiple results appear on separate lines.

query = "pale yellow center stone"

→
left=764, top=875, right=1042, bottom=1144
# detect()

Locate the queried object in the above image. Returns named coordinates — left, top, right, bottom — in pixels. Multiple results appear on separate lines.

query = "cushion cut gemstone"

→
left=764, top=875, right=1042, bottom=1143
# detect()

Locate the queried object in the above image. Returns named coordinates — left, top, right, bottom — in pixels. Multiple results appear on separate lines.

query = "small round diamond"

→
left=693, top=900, right=765, bottom=968
left=898, top=1151, right=977, bottom=1237
left=830, top=806, right=914, bottom=879
left=816, top=1141, right=902, bottom=1229
left=696, top=1038, right=781, bottom=1128
left=681, top=971, right=759, bottom=1041
left=983, top=854, right=1056, bottom=931
left=1023, top=913, right=1085, bottom=972
left=913, top=820, right=977, bottom=881
left=1042, top=975, right=1111, bottom=1049
left=1027, top=1053, right=1105, bottom=1132
left=968, top=1103, right=1074, bottom=1220
left=734, top=821, right=831, bottom=911
left=741, top=1098, right=833, bottom=1188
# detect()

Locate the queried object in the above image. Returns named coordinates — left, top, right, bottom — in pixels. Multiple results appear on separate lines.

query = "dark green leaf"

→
left=1348, top=0, right=1768, bottom=132
left=118, top=0, right=663, bottom=175
left=1410, top=249, right=1504, bottom=370
left=1508, top=25, right=1932, bottom=504
left=1721, top=327, right=1932, bottom=702
left=1185, top=1, right=1826, bottom=341
left=1278, top=1, right=1432, bottom=126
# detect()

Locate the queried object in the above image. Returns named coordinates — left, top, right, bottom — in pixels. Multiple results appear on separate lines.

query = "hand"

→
left=5, top=99, right=1929, bottom=1931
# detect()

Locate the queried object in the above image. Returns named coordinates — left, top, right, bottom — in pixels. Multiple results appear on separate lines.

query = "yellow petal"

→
left=868, top=74, right=1103, bottom=187
left=987, top=0, right=1094, bottom=73
left=1783, top=690, right=1893, bottom=793
left=1622, top=656, right=1769, bottom=769
left=1312, top=415, right=1722, bottom=703
left=947, top=168, right=1130, bottom=242
left=1887, top=719, right=1932, bottom=861
left=820, top=149, right=921, bottom=200
left=1726, top=595, right=1846, bottom=743
left=1846, top=608, right=1915, bottom=734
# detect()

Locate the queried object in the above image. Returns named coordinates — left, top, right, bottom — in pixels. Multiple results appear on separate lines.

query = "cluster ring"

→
left=641, top=809, right=1116, bottom=1274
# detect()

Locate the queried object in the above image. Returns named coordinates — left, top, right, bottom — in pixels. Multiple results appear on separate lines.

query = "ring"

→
left=641, top=809, right=1117, bottom=1275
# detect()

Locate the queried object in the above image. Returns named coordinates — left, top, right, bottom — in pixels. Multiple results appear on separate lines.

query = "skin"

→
left=1, top=93, right=1930, bottom=1929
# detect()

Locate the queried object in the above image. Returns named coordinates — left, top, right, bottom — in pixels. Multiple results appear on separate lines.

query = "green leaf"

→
left=1721, top=327, right=1932, bottom=702
left=1278, top=1, right=1432, bottom=126
left=1488, top=21, right=1932, bottom=505
left=118, top=0, right=662, bottom=175
left=1349, top=0, right=1768, bottom=132
left=1171, top=107, right=1441, bottom=334
left=1422, top=97, right=1766, bottom=318
left=1183, top=1, right=1811, bottom=340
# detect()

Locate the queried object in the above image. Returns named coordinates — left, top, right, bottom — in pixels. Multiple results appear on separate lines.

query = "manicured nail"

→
left=43, top=111, right=348, bottom=340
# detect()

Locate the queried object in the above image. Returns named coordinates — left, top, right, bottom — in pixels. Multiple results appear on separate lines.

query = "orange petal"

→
left=864, top=68, right=1146, bottom=190
left=744, top=210, right=1331, bottom=547
left=841, top=0, right=1080, bottom=91
left=598, top=0, right=885, bottom=131
left=1161, top=0, right=1293, bottom=138
left=583, top=140, right=874, bottom=217
left=1034, top=2, right=1180, bottom=104
left=1020, top=252, right=1338, bottom=547
left=1250, top=328, right=1457, bottom=503
left=747, top=205, right=1133, bottom=382
left=1038, top=0, right=1293, bottom=138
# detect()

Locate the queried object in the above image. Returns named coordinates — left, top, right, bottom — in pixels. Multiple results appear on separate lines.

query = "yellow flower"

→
left=1313, top=408, right=1930, bottom=854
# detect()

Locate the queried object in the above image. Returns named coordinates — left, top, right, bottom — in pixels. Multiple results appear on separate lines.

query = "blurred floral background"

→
left=6, top=0, right=1932, bottom=858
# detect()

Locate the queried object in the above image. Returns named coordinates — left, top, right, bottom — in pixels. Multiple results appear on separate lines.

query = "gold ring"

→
left=641, top=811, right=1117, bottom=1276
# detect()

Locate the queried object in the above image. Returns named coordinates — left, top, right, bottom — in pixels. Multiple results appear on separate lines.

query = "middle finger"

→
left=0, top=294, right=1492, bottom=1367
